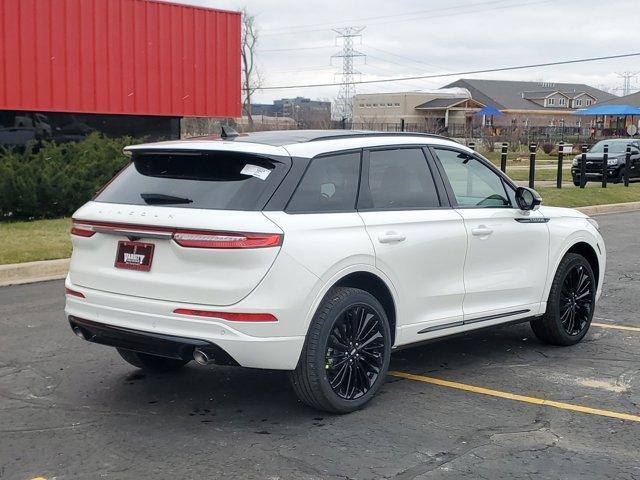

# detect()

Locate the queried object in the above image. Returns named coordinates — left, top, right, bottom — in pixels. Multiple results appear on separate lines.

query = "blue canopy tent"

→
left=573, top=104, right=640, bottom=137
left=573, top=104, right=640, bottom=116
left=474, top=105, right=503, bottom=129
left=475, top=105, right=503, bottom=116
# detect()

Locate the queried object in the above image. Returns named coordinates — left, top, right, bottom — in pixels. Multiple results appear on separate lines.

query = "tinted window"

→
left=364, top=148, right=439, bottom=209
left=434, top=148, right=510, bottom=207
left=286, top=152, right=360, bottom=213
left=94, top=150, right=288, bottom=211
left=591, top=140, right=638, bottom=154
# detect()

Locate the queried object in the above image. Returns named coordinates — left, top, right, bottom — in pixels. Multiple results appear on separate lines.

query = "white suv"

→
left=65, top=130, right=605, bottom=412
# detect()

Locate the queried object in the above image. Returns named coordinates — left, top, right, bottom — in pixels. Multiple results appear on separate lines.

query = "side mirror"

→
left=515, top=186, right=542, bottom=211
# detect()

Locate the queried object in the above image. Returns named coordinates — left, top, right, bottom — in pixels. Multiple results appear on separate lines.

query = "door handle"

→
left=471, top=226, right=493, bottom=236
left=378, top=232, right=406, bottom=244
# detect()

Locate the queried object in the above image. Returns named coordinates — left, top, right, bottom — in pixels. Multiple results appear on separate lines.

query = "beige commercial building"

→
left=352, top=88, right=483, bottom=134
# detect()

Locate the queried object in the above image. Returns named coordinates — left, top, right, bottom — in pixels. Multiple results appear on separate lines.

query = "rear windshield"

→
left=94, top=150, right=290, bottom=211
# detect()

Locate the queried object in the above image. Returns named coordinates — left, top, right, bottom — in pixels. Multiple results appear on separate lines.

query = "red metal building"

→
left=0, top=0, right=241, bottom=144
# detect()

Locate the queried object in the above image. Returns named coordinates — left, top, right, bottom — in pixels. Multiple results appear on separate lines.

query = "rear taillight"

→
left=173, top=308, right=278, bottom=322
left=70, top=221, right=95, bottom=237
left=69, top=220, right=281, bottom=248
left=172, top=231, right=282, bottom=249
left=65, top=287, right=85, bottom=298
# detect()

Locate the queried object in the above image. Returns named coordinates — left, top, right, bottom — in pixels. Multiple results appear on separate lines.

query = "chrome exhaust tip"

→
left=73, top=326, right=86, bottom=340
left=193, top=348, right=211, bottom=365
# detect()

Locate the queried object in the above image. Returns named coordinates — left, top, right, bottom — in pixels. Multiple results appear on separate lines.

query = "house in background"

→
left=603, top=90, right=640, bottom=107
left=443, top=79, right=617, bottom=132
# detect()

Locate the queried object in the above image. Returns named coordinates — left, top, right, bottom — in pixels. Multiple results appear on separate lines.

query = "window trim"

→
left=283, top=148, right=363, bottom=215
left=356, top=145, right=447, bottom=212
left=428, top=145, right=517, bottom=210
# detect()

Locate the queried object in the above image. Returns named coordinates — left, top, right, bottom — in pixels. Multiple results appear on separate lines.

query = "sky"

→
left=167, top=0, right=640, bottom=104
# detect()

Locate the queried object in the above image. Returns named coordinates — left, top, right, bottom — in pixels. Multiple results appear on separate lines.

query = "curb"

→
left=0, top=258, right=69, bottom=287
left=577, top=201, right=640, bottom=216
left=2, top=201, right=640, bottom=287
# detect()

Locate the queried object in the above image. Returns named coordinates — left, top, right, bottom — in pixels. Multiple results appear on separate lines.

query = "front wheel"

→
left=289, top=287, right=392, bottom=413
left=530, top=253, right=596, bottom=346
left=117, top=348, right=190, bottom=372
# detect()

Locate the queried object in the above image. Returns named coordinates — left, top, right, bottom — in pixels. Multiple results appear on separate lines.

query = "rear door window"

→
left=360, top=148, right=440, bottom=210
left=94, top=150, right=289, bottom=211
left=286, top=152, right=361, bottom=213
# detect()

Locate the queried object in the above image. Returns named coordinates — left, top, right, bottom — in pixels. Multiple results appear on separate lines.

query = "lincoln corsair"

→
left=65, top=130, right=605, bottom=412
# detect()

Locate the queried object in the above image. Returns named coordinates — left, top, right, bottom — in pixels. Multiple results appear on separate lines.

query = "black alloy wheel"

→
left=530, top=253, right=596, bottom=346
left=289, top=287, right=391, bottom=413
left=559, top=264, right=594, bottom=336
left=325, top=304, right=385, bottom=400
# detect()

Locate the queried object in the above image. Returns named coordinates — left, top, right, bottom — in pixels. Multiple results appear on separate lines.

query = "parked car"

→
left=571, top=139, right=640, bottom=185
left=65, top=130, right=605, bottom=413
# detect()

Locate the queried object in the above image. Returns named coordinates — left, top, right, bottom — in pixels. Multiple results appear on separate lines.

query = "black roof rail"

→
left=307, top=132, right=452, bottom=143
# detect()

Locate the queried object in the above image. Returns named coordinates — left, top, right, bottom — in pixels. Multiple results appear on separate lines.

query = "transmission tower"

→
left=331, top=26, right=366, bottom=124
left=616, top=71, right=639, bottom=96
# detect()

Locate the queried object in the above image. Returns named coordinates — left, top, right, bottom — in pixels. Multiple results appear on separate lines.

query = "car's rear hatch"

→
left=69, top=146, right=290, bottom=306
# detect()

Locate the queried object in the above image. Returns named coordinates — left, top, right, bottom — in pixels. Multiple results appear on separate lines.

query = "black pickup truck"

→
left=571, top=139, right=640, bottom=185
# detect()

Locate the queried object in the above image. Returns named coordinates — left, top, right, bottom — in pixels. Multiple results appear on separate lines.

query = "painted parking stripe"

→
left=389, top=371, right=640, bottom=423
left=592, top=322, right=640, bottom=333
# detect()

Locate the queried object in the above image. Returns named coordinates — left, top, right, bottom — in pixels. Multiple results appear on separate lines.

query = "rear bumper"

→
left=68, top=316, right=238, bottom=365
left=65, top=282, right=306, bottom=370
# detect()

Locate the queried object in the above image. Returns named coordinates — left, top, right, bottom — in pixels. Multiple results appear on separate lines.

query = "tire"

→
left=572, top=180, right=581, bottom=186
left=613, top=170, right=625, bottom=184
left=289, top=287, right=392, bottom=413
left=117, top=348, right=190, bottom=372
left=530, top=253, right=596, bottom=346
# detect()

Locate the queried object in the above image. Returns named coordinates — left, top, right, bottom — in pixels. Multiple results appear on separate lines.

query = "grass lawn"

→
left=483, top=150, right=561, bottom=165
left=505, top=168, right=572, bottom=182
left=0, top=218, right=71, bottom=264
left=538, top=183, right=640, bottom=208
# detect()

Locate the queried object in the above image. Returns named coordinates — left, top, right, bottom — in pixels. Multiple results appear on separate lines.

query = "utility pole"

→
left=616, top=72, right=639, bottom=96
left=331, top=26, right=366, bottom=126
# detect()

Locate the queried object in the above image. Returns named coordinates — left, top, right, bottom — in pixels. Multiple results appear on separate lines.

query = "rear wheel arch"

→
left=329, top=271, right=397, bottom=346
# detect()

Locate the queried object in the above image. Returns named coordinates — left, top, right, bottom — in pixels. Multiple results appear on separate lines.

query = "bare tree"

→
left=241, top=9, right=261, bottom=131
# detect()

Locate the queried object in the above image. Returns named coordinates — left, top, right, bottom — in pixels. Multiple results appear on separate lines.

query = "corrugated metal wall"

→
left=0, top=0, right=241, bottom=117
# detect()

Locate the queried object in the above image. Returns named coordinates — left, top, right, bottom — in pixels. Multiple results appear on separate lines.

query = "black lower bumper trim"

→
left=68, top=316, right=239, bottom=365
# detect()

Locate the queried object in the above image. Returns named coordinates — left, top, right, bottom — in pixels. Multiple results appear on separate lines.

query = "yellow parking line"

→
left=389, top=371, right=640, bottom=423
left=592, top=322, right=640, bottom=333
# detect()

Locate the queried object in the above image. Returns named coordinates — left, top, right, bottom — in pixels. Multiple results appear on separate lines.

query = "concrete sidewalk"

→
left=0, top=258, right=69, bottom=287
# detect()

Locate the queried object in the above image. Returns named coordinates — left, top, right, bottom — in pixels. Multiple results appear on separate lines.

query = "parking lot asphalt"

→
left=1, top=211, right=640, bottom=480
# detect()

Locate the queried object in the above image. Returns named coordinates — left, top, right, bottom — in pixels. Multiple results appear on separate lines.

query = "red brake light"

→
left=65, top=287, right=85, bottom=298
left=70, top=220, right=95, bottom=237
left=172, top=231, right=282, bottom=249
left=173, top=308, right=277, bottom=322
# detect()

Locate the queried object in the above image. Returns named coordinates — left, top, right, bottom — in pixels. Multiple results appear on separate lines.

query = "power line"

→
left=253, top=51, right=640, bottom=91
left=261, top=0, right=553, bottom=37
left=262, top=0, right=524, bottom=35
left=366, top=46, right=445, bottom=71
